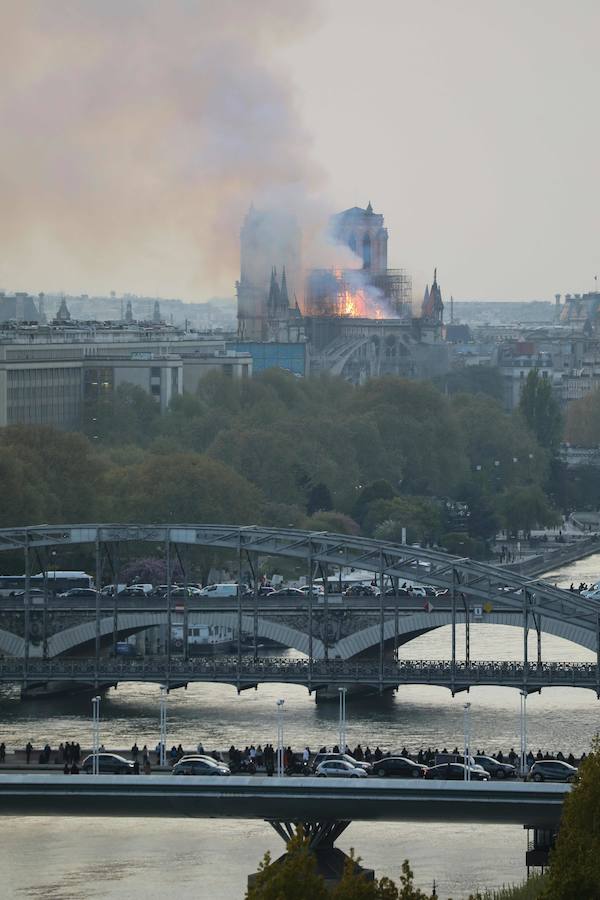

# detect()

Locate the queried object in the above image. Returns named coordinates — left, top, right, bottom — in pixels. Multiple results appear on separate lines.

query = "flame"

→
left=339, top=285, right=385, bottom=319
left=330, top=267, right=385, bottom=319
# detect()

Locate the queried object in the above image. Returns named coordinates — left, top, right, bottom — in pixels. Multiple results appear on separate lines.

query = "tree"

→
left=303, top=511, right=361, bottom=535
left=0, top=425, right=105, bottom=523
left=365, top=497, right=442, bottom=545
left=307, top=482, right=333, bottom=515
left=499, top=485, right=559, bottom=536
left=105, top=452, right=262, bottom=524
left=542, top=737, right=600, bottom=899
left=519, top=369, right=562, bottom=452
left=353, top=480, right=396, bottom=525
left=441, top=532, right=486, bottom=560
left=119, top=557, right=183, bottom=585
left=84, top=382, right=161, bottom=446
left=246, top=830, right=328, bottom=900
left=460, top=485, right=500, bottom=542
left=247, top=839, right=441, bottom=900
left=565, top=389, right=600, bottom=447
left=433, top=365, right=504, bottom=403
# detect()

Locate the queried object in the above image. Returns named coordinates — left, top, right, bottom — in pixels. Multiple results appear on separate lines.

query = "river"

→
left=2, top=555, right=600, bottom=898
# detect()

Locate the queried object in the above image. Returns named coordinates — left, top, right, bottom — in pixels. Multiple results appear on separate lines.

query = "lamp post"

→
left=91, top=695, right=101, bottom=775
left=463, top=702, right=471, bottom=781
left=520, top=690, right=528, bottom=776
left=276, top=699, right=285, bottom=777
left=159, top=685, right=167, bottom=767
left=338, top=687, right=347, bottom=753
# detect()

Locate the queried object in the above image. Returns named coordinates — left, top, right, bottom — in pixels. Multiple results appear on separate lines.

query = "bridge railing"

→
left=1, top=655, right=598, bottom=688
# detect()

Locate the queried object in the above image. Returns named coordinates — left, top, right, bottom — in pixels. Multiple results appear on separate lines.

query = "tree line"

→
left=0, top=367, right=572, bottom=564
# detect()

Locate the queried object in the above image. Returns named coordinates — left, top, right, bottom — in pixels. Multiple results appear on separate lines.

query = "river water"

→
left=2, top=555, right=600, bottom=899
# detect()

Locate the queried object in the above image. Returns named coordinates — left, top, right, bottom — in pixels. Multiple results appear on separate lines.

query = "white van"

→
left=198, top=583, right=242, bottom=598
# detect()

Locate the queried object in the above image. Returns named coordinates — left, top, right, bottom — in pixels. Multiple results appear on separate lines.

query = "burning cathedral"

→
left=236, top=203, right=449, bottom=382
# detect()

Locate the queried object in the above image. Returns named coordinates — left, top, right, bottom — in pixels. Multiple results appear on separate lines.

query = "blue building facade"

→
left=229, top=342, right=307, bottom=376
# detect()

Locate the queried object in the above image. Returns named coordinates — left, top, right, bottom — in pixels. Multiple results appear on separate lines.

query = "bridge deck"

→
left=0, top=774, right=568, bottom=827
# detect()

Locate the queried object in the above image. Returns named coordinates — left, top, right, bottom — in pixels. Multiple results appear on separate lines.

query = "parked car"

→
left=299, top=584, right=324, bottom=597
left=58, top=587, right=97, bottom=599
left=473, top=755, right=517, bottom=779
left=424, top=763, right=490, bottom=781
left=198, top=583, right=246, bottom=598
left=343, top=584, right=378, bottom=597
left=171, top=757, right=230, bottom=776
left=118, top=586, right=147, bottom=598
left=371, top=756, right=428, bottom=778
left=268, top=588, right=306, bottom=598
left=315, top=760, right=367, bottom=778
left=81, top=753, right=134, bottom=775
left=311, top=752, right=372, bottom=774
left=10, top=588, right=45, bottom=598
left=526, top=760, right=578, bottom=783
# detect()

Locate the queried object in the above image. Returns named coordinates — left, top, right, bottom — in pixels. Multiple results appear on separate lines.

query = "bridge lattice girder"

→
left=1, top=524, right=599, bottom=654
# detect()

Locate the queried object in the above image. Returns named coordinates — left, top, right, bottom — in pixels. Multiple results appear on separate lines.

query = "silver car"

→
left=315, top=760, right=367, bottom=778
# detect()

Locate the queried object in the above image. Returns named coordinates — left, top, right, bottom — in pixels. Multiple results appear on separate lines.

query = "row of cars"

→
left=78, top=751, right=579, bottom=783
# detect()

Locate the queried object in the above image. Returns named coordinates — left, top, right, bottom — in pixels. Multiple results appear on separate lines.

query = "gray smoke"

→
left=0, top=1, right=326, bottom=300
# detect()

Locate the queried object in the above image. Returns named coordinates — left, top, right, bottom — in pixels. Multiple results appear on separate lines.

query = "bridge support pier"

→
left=246, top=819, right=374, bottom=890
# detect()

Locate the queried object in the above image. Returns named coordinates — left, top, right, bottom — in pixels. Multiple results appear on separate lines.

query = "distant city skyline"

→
left=1, top=1, right=599, bottom=302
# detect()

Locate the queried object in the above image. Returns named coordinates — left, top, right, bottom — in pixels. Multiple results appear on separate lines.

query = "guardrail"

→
left=5, top=656, right=599, bottom=691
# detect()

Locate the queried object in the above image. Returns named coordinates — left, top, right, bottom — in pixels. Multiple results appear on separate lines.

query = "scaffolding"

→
left=305, top=268, right=412, bottom=319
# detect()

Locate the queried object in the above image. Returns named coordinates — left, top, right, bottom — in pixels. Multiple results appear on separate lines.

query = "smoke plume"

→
left=0, top=1, right=325, bottom=300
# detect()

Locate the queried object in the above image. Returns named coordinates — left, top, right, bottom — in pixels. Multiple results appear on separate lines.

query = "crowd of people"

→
left=2, top=740, right=587, bottom=772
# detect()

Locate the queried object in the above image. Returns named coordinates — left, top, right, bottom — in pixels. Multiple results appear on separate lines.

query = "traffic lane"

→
left=0, top=595, right=524, bottom=614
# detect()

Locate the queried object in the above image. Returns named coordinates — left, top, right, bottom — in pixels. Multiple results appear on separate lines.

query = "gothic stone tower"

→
left=330, top=202, right=388, bottom=274
left=237, top=207, right=302, bottom=340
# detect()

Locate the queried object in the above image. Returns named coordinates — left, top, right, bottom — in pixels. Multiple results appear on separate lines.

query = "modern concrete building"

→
left=0, top=321, right=252, bottom=428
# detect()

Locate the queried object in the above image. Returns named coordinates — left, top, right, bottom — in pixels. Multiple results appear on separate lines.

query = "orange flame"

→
left=339, top=285, right=385, bottom=319
left=324, top=268, right=386, bottom=319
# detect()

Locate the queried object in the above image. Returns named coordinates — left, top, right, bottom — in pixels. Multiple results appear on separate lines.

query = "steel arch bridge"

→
left=1, top=524, right=599, bottom=694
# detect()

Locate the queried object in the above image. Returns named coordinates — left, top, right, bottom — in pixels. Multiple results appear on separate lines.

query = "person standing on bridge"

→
left=25, top=741, right=32, bottom=764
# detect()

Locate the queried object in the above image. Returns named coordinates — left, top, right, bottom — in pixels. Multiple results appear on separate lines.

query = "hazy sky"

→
left=1, top=0, right=599, bottom=301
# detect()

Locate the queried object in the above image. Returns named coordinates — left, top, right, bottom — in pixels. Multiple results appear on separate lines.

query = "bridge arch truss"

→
left=1, top=524, right=599, bottom=694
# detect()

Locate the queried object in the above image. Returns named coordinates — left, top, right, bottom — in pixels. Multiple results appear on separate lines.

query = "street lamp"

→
left=159, top=685, right=168, bottom=767
left=463, top=702, right=471, bottom=781
left=520, top=690, right=528, bottom=777
left=338, top=687, right=347, bottom=753
left=91, top=695, right=101, bottom=775
left=276, top=699, right=285, bottom=777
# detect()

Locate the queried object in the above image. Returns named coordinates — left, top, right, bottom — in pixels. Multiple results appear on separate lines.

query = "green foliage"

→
left=104, top=452, right=261, bottom=524
left=0, top=369, right=562, bottom=554
left=565, top=389, right=600, bottom=447
left=245, top=830, right=328, bottom=900
left=519, top=370, right=562, bottom=452
left=365, top=497, right=442, bottom=545
left=0, top=425, right=105, bottom=524
left=542, top=736, right=600, bottom=899
left=469, top=873, right=547, bottom=899
left=85, top=382, right=161, bottom=446
left=441, top=532, right=487, bottom=559
left=307, top=482, right=333, bottom=515
left=247, top=840, right=441, bottom=900
left=303, top=511, right=361, bottom=535
left=433, top=365, right=505, bottom=403
left=498, top=485, right=559, bottom=535
left=353, top=480, right=397, bottom=526
left=451, top=394, right=545, bottom=495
